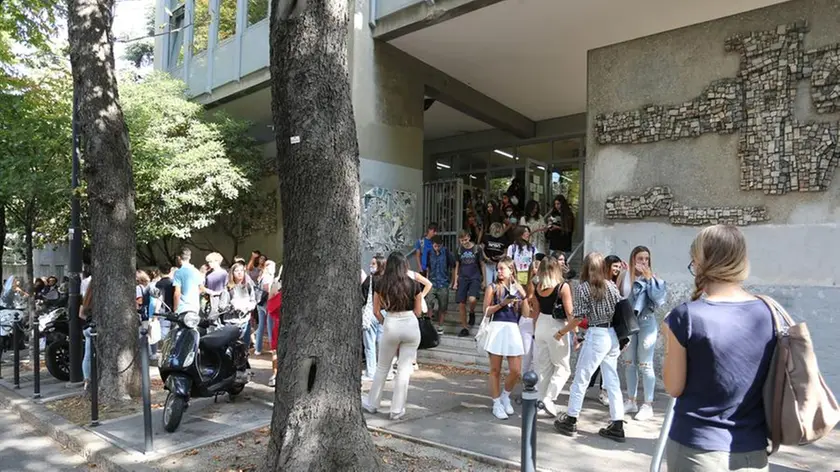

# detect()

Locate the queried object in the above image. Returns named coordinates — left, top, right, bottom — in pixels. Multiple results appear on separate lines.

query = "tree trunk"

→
left=263, top=0, right=380, bottom=470
left=67, top=0, right=140, bottom=402
left=0, top=204, right=5, bottom=281
left=25, top=218, right=36, bottom=364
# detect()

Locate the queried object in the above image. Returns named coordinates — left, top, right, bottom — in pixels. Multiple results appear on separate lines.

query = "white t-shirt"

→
left=80, top=276, right=91, bottom=297
left=507, top=244, right=536, bottom=274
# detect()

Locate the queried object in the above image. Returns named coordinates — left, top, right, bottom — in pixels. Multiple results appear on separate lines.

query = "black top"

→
left=482, top=234, right=508, bottom=263
left=374, top=280, right=423, bottom=312
left=155, top=277, right=175, bottom=310
left=535, top=283, right=565, bottom=315
left=360, top=275, right=378, bottom=306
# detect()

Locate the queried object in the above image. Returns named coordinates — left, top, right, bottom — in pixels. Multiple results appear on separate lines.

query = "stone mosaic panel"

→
left=360, top=186, right=416, bottom=254
left=596, top=21, right=840, bottom=197
left=604, top=186, right=769, bottom=226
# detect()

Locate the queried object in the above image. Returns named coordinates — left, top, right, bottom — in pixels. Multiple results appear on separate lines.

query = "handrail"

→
left=567, top=241, right=584, bottom=262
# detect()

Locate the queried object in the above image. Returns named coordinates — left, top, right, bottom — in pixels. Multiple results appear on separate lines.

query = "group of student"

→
left=365, top=223, right=782, bottom=471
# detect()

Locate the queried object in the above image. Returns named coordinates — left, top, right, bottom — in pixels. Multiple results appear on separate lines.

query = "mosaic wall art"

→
left=605, top=186, right=769, bottom=226
left=598, top=21, right=840, bottom=223
left=360, top=186, right=416, bottom=254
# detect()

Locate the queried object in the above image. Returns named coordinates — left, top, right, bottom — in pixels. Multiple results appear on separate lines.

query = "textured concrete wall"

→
left=586, top=0, right=840, bottom=396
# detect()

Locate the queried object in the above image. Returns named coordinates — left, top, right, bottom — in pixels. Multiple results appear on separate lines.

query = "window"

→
left=217, top=0, right=237, bottom=43
left=248, top=0, right=268, bottom=26
left=192, top=0, right=211, bottom=54
left=168, top=4, right=185, bottom=66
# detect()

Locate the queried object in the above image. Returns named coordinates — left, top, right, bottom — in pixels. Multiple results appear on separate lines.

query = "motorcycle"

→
left=39, top=301, right=76, bottom=382
left=155, top=290, right=251, bottom=433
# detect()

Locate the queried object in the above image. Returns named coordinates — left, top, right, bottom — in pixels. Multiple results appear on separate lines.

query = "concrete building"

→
left=153, top=0, right=840, bottom=392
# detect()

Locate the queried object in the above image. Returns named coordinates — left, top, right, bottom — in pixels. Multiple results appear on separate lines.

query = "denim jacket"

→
left=626, top=276, right=667, bottom=317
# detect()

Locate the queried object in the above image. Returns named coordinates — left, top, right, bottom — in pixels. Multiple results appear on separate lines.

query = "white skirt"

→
left=485, top=321, right=525, bottom=357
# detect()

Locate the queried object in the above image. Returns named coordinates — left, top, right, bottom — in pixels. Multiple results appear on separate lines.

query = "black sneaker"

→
left=458, top=327, right=470, bottom=337
left=468, top=312, right=476, bottom=326
left=553, top=414, right=577, bottom=437
left=598, top=420, right=626, bottom=443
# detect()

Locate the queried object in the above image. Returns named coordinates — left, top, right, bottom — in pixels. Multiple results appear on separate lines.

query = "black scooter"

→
left=157, top=302, right=250, bottom=432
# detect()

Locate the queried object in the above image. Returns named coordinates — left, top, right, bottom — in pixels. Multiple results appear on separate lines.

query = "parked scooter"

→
left=40, top=302, right=75, bottom=381
left=155, top=290, right=251, bottom=432
left=0, top=277, right=27, bottom=358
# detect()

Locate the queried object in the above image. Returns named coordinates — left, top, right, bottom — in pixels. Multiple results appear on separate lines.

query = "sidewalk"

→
left=363, top=365, right=840, bottom=472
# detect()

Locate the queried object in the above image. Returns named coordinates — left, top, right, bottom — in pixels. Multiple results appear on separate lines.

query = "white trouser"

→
left=519, top=317, right=535, bottom=374
left=534, top=314, right=572, bottom=401
left=366, top=311, right=421, bottom=415
left=566, top=326, right=624, bottom=421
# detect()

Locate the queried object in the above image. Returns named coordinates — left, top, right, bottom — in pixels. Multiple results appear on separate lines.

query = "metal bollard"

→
left=520, top=371, right=540, bottom=472
left=649, top=396, right=677, bottom=472
left=139, top=324, right=154, bottom=454
left=13, top=312, right=21, bottom=389
left=33, top=318, right=40, bottom=399
left=89, top=322, right=99, bottom=427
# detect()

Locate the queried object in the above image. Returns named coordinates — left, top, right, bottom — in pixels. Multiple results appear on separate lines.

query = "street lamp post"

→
left=67, top=87, right=83, bottom=384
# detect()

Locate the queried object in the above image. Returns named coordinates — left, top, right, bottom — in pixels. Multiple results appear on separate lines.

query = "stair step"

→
left=417, top=345, right=489, bottom=372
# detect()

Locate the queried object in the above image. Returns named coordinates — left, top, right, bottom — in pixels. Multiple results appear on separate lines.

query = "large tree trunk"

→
left=25, top=217, right=36, bottom=364
left=67, top=0, right=140, bottom=402
left=0, top=204, right=5, bottom=281
left=263, top=0, right=380, bottom=470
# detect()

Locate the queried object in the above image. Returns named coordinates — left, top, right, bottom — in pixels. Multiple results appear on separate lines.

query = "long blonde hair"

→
left=690, top=225, right=749, bottom=301
left=536, top=256, right=563, bottom=291
left=581, top=252, right=608, bottom=300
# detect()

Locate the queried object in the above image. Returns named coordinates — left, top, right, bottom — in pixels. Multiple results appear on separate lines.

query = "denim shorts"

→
left=456, top=277, right=482, bottom=303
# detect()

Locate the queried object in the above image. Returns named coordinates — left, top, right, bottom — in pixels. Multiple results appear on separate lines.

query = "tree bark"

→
left=263, top=0, right=380, bottom=470
left=67, top=0, right=140, bottom=402
left=0, top=204, right=5, bottom=280
left=25, top=216, right=36, bottom=364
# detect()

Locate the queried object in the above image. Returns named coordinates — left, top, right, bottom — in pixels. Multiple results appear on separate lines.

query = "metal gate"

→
left=423, top=179, right=464, bottom=252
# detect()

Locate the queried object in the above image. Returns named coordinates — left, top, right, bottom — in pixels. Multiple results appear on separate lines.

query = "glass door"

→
left=525, top=158, right=549, bottom=209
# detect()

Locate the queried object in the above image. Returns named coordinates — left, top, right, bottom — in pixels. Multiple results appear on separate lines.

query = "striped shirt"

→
left=573, top=280, right=621, bottom=325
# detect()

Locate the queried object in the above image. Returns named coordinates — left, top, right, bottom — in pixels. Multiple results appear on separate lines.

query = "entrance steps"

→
left=417, top=332, right=489, bottom=372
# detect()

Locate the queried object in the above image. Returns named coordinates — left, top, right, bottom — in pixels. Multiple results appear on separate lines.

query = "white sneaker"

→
left=492, top=401, right=509, bottom=420
left=361, top=373, right=374, bottom=382
left=268, top=375, right=276, bottom=387
left=389, top=410, right=406, bottom=420
left=635, top=403, right=654, bottom=421
left=500, top=393, right=515, bottom=415
left=542, top=398, right=559, bottom=417
left=624, top=399, right=638, bottom=414
left=361, top=398, right=377, bottom=414
left=386, top=370, right=395, bottom=381
left=599, top=390, right=610, bottom=406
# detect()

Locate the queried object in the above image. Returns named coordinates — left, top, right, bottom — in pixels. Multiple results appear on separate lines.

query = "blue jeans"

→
left=362, top=321, right=383, bottom=376
left=254, top=305, right=273, bottom=353
left=82, top=327, right=93, bottom=381
left=623, top=313, right=658, bottom=403
left=485, top=265, right=497, bottom=285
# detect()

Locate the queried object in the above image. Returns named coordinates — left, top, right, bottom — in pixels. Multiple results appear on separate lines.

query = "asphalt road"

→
left=0, top=407, right=88, bottom=471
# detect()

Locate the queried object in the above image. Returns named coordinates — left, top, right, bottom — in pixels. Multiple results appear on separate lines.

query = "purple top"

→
left=489, top=283, right=522, bottom=323
left=666, top=298, right=775, bottom=453
left=457, top=244, right=482, bottom=281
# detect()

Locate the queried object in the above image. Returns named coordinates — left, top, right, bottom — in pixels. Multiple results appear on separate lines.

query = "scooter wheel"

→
left=163, top=393, right=187, bottom=432
left=45, top=339, right=71, bottom=382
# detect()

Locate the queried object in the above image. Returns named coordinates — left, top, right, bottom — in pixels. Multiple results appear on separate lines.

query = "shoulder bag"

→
left=612, top=298, right=639, bottom=341
left=552, top=283, right=568, bottom=320
left=757, top=295, right=840, bottom=454
left=418, top=316, right=440, bottom=350
left=475, top=284, right=496, bottom=355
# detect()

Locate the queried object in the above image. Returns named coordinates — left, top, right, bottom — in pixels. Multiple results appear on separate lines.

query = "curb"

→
left=0, top=383, right=156, bottom=472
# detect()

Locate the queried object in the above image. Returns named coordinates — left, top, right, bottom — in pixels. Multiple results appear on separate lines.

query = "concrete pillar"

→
left=350, top=0, right=425, bottom=266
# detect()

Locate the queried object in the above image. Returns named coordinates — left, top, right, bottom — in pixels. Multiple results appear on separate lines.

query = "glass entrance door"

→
left=525, top=158, right=549, bottom=210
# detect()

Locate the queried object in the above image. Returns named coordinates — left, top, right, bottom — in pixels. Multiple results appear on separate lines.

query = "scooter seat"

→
left=199, top=325, right=240, bottom=351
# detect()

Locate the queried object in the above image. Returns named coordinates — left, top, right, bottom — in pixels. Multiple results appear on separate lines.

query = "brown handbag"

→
left=757, top=295, right=840, bottom=454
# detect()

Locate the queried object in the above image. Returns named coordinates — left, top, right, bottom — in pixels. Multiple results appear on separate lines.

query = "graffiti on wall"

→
left=360, top=186, right=416, bottom=254
left=597, top=21, right=840, bottom=225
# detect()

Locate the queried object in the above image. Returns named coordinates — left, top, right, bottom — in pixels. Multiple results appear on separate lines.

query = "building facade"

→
left=153, top=0, right=840, bottom=392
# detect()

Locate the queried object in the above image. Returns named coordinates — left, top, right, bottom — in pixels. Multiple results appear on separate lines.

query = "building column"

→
left=350, top=0, right=425, bottom=266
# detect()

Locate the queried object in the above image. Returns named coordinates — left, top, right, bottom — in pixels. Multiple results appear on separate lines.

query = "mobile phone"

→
left=504, top=295, right=518, bottom=303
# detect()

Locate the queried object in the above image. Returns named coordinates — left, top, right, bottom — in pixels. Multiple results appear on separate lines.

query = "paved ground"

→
left=362, top=366, right=840, bottom=472
left=0, top=407, right=88, bottom=471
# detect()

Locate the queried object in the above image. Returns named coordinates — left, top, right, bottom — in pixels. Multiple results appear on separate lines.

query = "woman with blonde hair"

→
left=530, top=255, right=574, bottom=417
left=619, top=245, right=667, bottom=421
left=662, top=225, right=774, bottom=471
left=553, top=252, right=625, bottom=442
left=481, top=256, right=530, bottom=420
